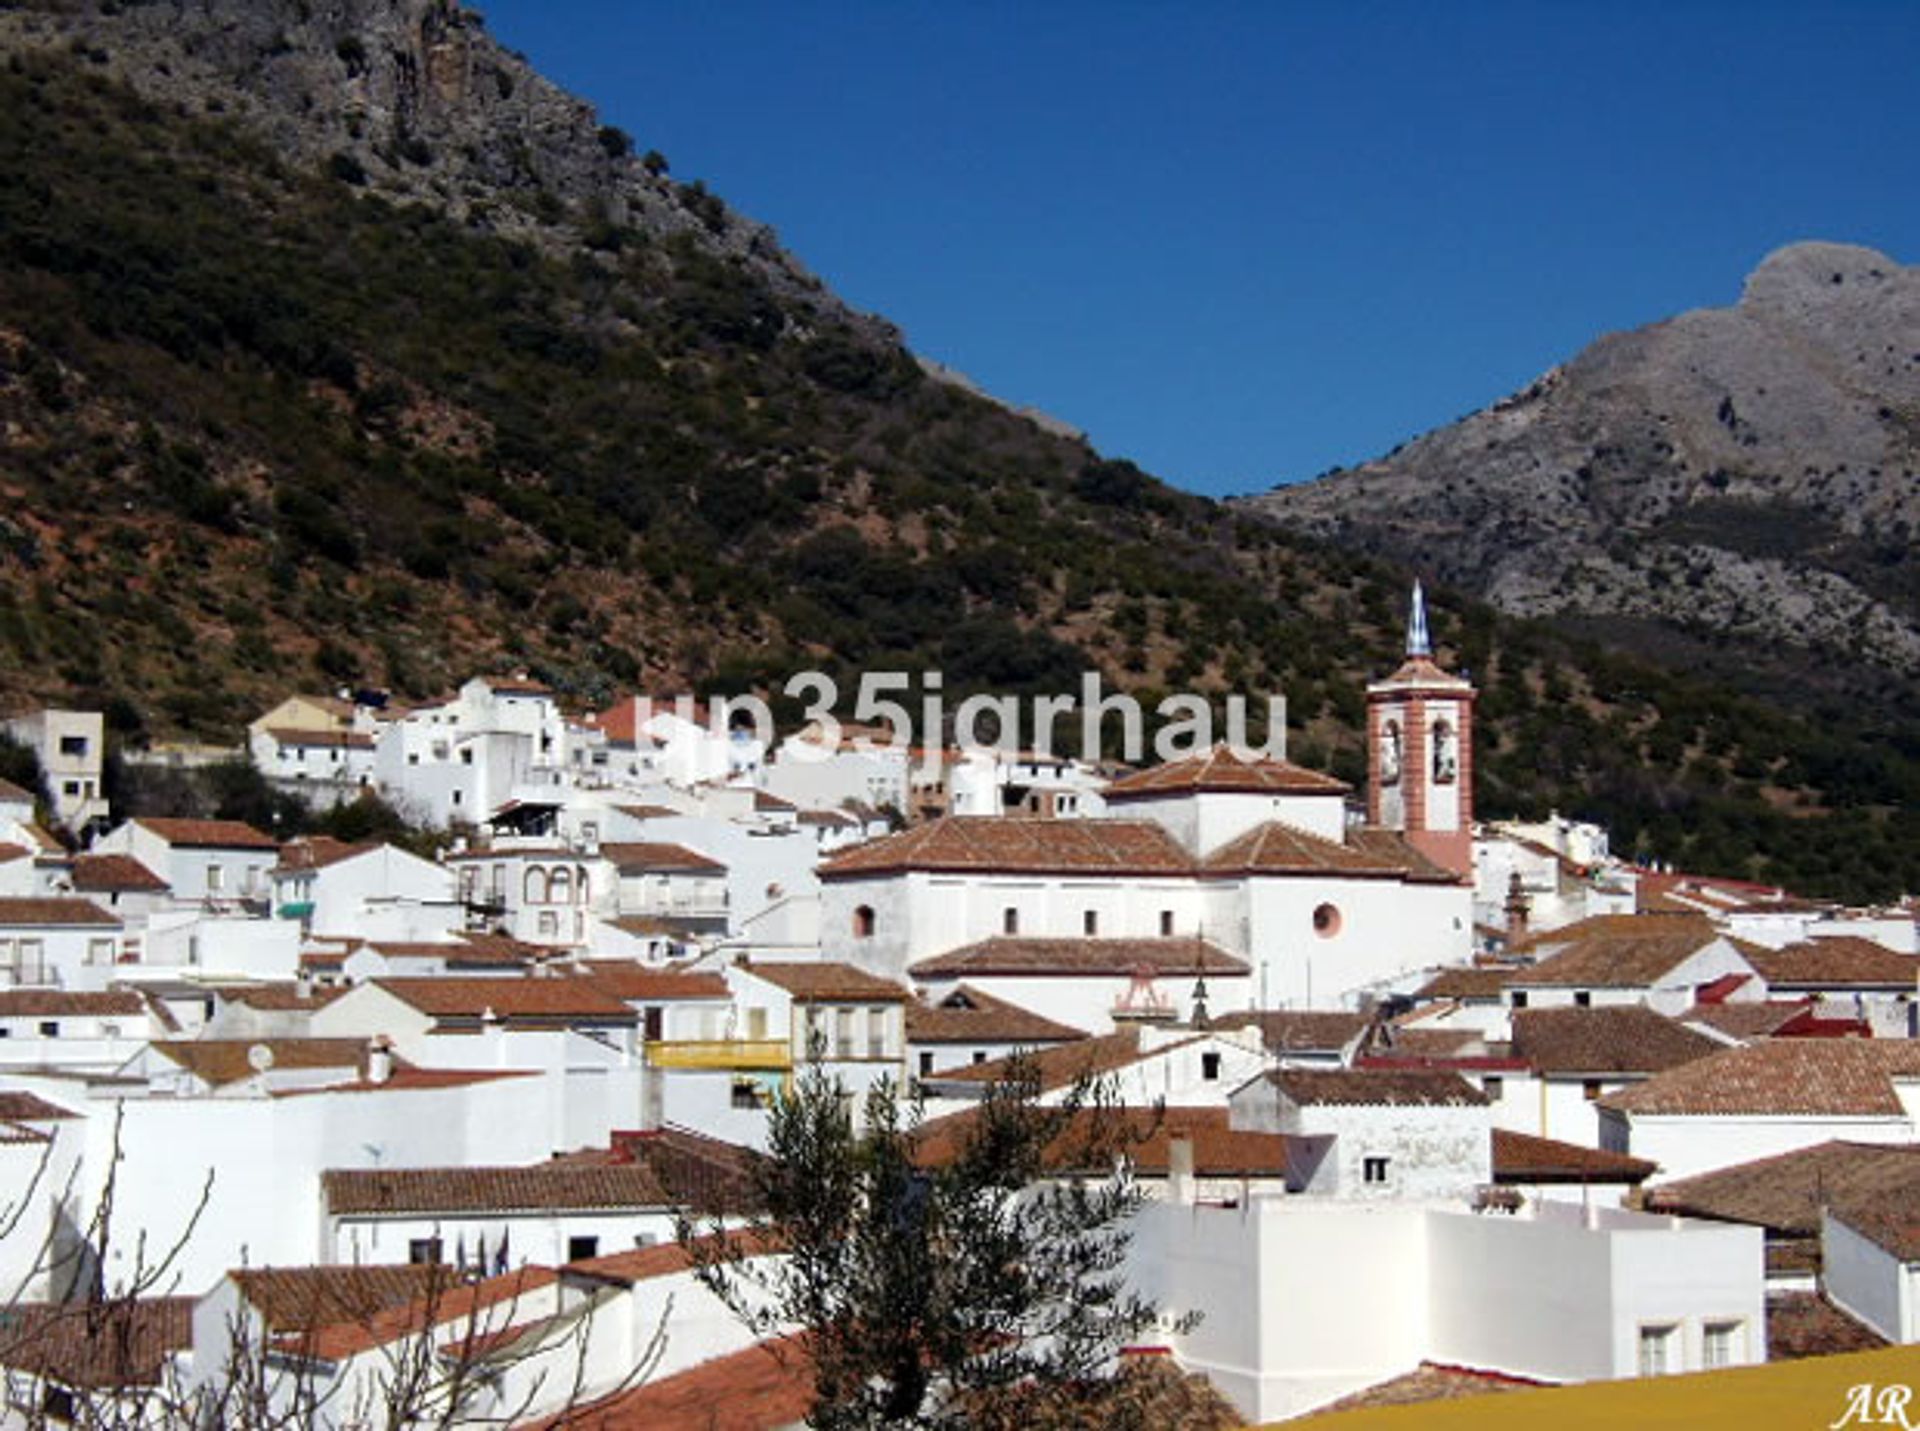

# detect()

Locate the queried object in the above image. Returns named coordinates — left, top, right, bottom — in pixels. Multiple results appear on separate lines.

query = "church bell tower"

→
left=1366, top=583, right=1475, bottom=879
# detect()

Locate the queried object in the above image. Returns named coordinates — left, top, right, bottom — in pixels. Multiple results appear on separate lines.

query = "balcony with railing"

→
left=644, top=1039, right=792, bottom=1072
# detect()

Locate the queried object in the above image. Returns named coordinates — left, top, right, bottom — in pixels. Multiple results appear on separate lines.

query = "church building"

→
left=819, top=589, right=1475, bottom=1016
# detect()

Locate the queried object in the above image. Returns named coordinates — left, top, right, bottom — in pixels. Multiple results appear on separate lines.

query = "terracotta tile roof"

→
left=1831, top=1188, right=1920, bottom=1261
left=906, top=985, right=1088, bottom=1045
left=1366, top=1025, right=1492, bottom=1059
left=212, top=982, right=348, bottom=1012
left=1491, top=1129, right=1656, bottom=1184
left=1102, top=744, right=1351, bottom=798
left=913, top=1104, right=1299, bottom=1178
left=0, top=897, right=119, bottom=927
left=1683, top=1000, right=1813, bottom=1040
left=264, top=726, right=375, bottom=749
left=150, top=1038, right=379, bottom=1087
left=1507, top=914, right=1726, bottom=988
left=273, top=836, right=377, bottom=873
left=0, top=842, right=28, bottom=865
left=614, top=803, right=680, bottom=820
left=601, top=1126, right=767, bottom=1216
left=753, top=790, right=798, bottom=813
left=0, top=776, right=34, bottom=804
left=599, top=841, right=726, bottom=874
left=1213, top=1009, right=1370, bottom=1054
left=1415, top=965, right=1516, bottom=1000
left=1748, top=938, right=1920, bottom=989
left=323, top=1163, right=674, bottom=1216
left=1346, top=827, right=1464, bottom=881
left=1645, top=1141, right=1920, bottom=1235
left=0, top=1298, right=194, bottom=1389
left=819, top=816, right=1193, bottom=879
left=1600, top=1040, right=1920, bottom=1117
left=131, top=817, right=277, bottom=849
left=1302, top=1361, right=1540, bottom=1417
left=0, top=1091, right=80, bottom=1121
left=576, top=962, right=730, bottom=1002
left=1269, top=1067, right=1490, bottom=1108
left=544, top=1337, right=815, bottom=1431
left=1767, top=1292, right=1890, bottom=1360
left=565, top=1228, right=782, bottom=1286
left=230, top=1264, right=443, bottom=1336
left=1511, top=1006, right=1722, bottom=1076
left=370, top=977, right=638, bottom=1023
left=1198, top=820, right=1446, bottom=880
left=275, top=1068, right=538, bottom=1098
left=796, top=808, right=859, bottom=827
left=742, top=960, right=910, bottom=1003
left=19, top=822, right=61, bottom=854
left=934, top=1027, right=1187, bottom=1093
left=910, top=936, right=1246, bottom=979
left=68, top=852, right=169, bottom=892
left=0, top=989, right=145, bottom=1018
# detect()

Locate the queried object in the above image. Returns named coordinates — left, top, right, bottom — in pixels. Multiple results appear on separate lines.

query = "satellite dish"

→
left=247, top=1043, right=276, bottom=1073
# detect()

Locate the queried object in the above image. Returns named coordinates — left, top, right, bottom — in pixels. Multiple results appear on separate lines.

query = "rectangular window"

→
left=1574, top=990, right=1592, bottom=1008
left=62, top=779, right=80, bottom=796
left=918, top=1051, right=934, bottom=1077
left=1483, top=1075, right=1504, bottom=1102
left=731, top=1078, right=763, bottom=1110
left=867, top=1007, right=886, bottom=1059
left=1083, top=909, right=1098, bottom=936
left=1703, top=1320, right=1740, bottom=1369
left=1583, top=1079, right=1604, bottom=1101
left=1159, top=910, right=1174, bottom=937
left=566, top=1235, right=600, bottom=1262
left=58, top=735, right=87, bottom=757
left=408, top=1238, right=443, bottom=1265
left=1637, top=1323, right=1675, bottom=1376
left=746, top=1007, right=768, bottom=1041
left=37, top=1021, right=58, bottom=1038
left=1510, top=990, right=1529, bottom=1008
left=1201, top=1051, right=1222, bottom=1082
left=206, top=865, right=225, bottom=893
left=834, top=1008, right=854, bottom=1060
left=87, top=939, right=113, bottom=966
left=1362, top=1156, right=1390, bottom=1185
left=1002, top=907, right=1019, bottom=936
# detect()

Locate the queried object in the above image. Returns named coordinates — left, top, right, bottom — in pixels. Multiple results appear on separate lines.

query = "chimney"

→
left=1166, top=1128, right=1195, bottom=1206
left=368, top=1036, right=393, bottom=1085
left=1505, top=871, right=1531, bottom=942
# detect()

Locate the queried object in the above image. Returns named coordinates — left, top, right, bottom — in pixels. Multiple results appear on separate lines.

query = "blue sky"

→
left=478, top=2, right=1919, bottom=499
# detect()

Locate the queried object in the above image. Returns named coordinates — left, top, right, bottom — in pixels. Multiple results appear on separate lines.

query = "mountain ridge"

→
left=1238, top=240, right=1920, bottom=692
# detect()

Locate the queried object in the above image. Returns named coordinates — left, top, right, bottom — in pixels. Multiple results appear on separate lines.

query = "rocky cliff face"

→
left=0, top=0, right=882, bottom=332
left=1240, top=242, right=1920, bottom=678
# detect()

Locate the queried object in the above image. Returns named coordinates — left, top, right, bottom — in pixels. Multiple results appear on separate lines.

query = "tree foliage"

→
left=689, top=1057, right=1178, bottom=1430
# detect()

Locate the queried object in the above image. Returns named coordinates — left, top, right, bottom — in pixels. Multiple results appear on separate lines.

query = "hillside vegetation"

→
left=0, top=29, right=1915, bottom=901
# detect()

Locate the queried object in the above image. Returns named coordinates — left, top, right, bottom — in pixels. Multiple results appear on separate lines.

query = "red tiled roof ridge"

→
left=131, top=817, right=278, bottom=849
left=909, top=936, right=1248, bottom=979
left=1103, top=744, right=1351, bottom=798
left=820, top=815, right=1193, bottom=879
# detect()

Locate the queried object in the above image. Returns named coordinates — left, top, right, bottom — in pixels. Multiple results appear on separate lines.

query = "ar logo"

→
left=1834, top=1384, right=1918, bottom=1429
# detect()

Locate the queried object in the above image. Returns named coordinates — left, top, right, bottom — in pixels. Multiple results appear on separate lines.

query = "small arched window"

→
left=1432, top=719, right=1457, bottom=784
left=853, top=905, right=876, bottom=938
left=523, top=867, right=549, bottom=905
left=1380, top=720, right=1403, bottom=785
left=549, top=867, right=572, bottom=905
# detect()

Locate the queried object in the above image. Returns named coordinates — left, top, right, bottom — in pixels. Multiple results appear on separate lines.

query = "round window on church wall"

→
left=1312, top=903, right=1342, bottom=939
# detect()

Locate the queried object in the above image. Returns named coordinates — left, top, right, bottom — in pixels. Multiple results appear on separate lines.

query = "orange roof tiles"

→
left=1602, top=1040, right=1920, bottom=1118
left=323, top=1163, right=674, bottom=1216
left=1103, top=744, right=1350, bottom=798
left=1747, top=938, right=1920, bottom=989
left=909, top=937, right=1247, bottom=978
left=68, top=853, right=169, bottom=892
left=1491, top=1129, right=1655, bottom=1183
left=1508, top=914, right=1726, bottom=988
left=0, top=897, right=119, bottom=927
left=913, top=1104, right=1297, bottom=1178
left=1199, top=821, right=1436, bottom=879
left=1213, top=1009, right=1370, bottom=1054
left=905, top=986, right=1088, bottom=1045
left=576, top=962, right=730, bottom=1002
left=370, top=977, right=637, bottom=1022
left=150, top=1038, right=377, bottom=1087
left=546, top=1337, right=815, bottom=1431
left=133, top=817, right=278, bottom=849
left=0, top=989, right=145, bottom=1018
left=599, top=841, right=726, bottom=874
left=1646, top=1141, right=1920, bottom=1235
left=264, top=726, right=375, bottom=749
left=741, top=961, right=910, bottom=1003
left=932, top=1027, right=1190, bottom=1093
left=273, top=836, right=377, bottom=873
left=0, top=1298, right=194, bottom=1389
left=820, top=816, right=1193, bottom=879
left=1415, top=965, right=1516, bottom=1001
left=0, top=1091, right=80, bottom=1121
left=1510, top=1006, right=1722, bottom=1076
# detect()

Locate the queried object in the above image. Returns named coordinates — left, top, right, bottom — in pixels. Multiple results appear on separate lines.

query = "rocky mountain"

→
left=0, top=2, right=1915, bottom=900
left=1241, top=242, right=1920, bottom=695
